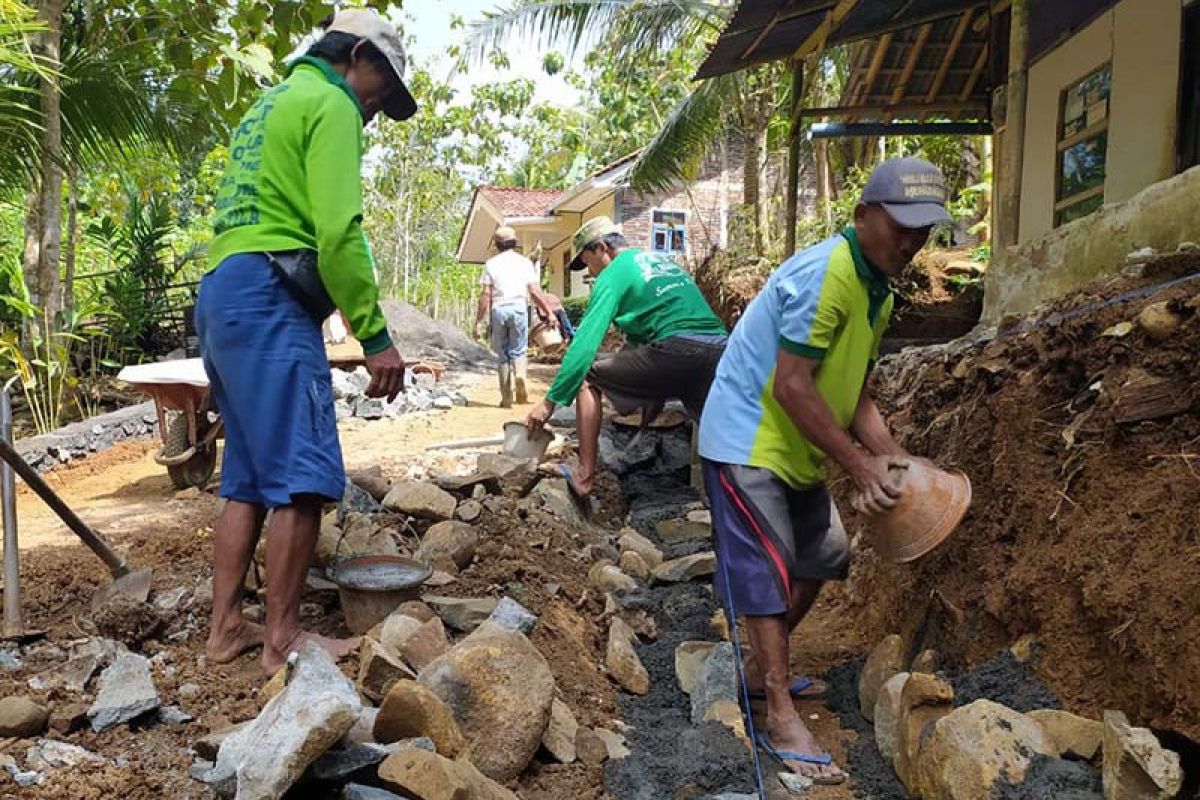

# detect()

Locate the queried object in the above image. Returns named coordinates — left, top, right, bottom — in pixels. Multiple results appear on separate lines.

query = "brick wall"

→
left=616, top=131, right=816, bottom=269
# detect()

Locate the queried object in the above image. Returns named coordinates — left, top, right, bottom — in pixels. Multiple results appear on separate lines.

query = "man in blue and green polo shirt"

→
left=699, top=157, right=951, bottom=784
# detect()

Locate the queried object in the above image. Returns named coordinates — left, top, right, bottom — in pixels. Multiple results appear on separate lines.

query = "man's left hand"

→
left=526, top=399, right=554, bottom=432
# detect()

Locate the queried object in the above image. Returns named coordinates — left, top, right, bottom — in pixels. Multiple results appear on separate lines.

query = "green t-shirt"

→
left=208, top=56, right=391, bottom=355
left=546, top=249, right=726, bottom=406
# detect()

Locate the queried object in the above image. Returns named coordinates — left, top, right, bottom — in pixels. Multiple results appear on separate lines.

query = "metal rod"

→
left=809, top=121, right=994, bottom=138
left=0, top=438, right=130, bottom=579
left=0, top=390, right=24, bottom=636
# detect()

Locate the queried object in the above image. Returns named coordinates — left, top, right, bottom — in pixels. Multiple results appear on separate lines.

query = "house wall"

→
left=540, top=195, right=618, bottom=301
left=619, top=136, right=745, bottom=268
left=987, top=0, right=1194, bottom=321
left=985, top=164, right=1200, bottom=320
left=1018, top=0, right=1185, bottom=242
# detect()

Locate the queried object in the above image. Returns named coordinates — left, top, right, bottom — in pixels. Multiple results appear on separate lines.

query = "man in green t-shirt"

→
left=197, top=9, right=415, bottom=676
left=526, top=216, right=727, bottom=500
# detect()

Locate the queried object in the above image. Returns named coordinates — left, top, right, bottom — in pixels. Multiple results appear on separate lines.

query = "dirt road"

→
left=11, top=366, right=552, bottom=551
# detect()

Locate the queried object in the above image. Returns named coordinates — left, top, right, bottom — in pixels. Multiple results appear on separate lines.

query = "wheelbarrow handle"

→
left=0, top=439, right=130, bottom=579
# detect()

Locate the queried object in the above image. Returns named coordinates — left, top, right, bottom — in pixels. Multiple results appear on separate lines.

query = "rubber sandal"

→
left=747, top=676, right=826, bottom=701
left=757, top=736, right=847, bottom=786
left=553, top=464, right=597, bottom=519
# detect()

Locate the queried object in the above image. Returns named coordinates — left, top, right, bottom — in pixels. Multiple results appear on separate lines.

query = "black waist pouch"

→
left=266, top=249, right=336, bottom=323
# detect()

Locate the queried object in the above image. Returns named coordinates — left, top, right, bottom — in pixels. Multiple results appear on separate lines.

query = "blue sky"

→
left=401, top=1, right=581, bottom=107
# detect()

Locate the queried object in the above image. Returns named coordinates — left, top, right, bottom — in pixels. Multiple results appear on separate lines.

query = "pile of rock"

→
left=332, top=367, right=467, bottom=421
left=858, top=635, right=1184, bottom=800
left=192, top=586, right=628, bottom=798
left=196, top=449, right=650, bottom=798
left=0, top=632, right=201, bottom=787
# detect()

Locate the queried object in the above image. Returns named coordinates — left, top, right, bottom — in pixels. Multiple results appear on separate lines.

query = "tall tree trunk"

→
left=23, top=0, right=65, bottom=328
left=63, top=165, right=78, bottom=319
left=742, top=121, right=764, bottom=256
left=815, top=139, right=834, bottom=234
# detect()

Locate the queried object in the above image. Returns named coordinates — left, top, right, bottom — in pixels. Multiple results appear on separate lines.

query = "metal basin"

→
left=327, top=555, right=432, bottom=634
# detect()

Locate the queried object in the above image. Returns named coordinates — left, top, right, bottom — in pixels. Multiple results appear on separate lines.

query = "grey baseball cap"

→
left=861, top=157, right=952, bottom=229
left=326, top=8, right=417, bottom=121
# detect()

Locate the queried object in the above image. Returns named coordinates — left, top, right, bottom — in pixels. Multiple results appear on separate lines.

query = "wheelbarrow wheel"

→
left=164, top=413, right=217, bottom=490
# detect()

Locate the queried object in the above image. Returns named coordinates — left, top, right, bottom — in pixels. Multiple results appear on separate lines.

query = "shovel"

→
left=0, top=439, right=153, bottom=613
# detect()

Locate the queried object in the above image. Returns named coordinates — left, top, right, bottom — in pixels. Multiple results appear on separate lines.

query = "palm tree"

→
left=462, top=0, right=788, bottom=254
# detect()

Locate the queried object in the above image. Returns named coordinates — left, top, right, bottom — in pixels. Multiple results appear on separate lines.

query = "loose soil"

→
left=1, top=366, right=625, bottom=799
left=815, top=252, right=1200, bottom=748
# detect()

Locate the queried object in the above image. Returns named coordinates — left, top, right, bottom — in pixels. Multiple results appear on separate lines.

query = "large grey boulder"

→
left=208, top=643, right=362, bottom=800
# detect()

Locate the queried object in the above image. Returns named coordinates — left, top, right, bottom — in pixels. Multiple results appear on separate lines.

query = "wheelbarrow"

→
left=117, top=359, right=223, bottom=490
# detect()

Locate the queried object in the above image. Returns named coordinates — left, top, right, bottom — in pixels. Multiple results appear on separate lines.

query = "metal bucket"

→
left=861, top=458, right=972, bottom=564
left=502, top=421, right=552, bottom=462
left=326, top=555, right=432, bottom=634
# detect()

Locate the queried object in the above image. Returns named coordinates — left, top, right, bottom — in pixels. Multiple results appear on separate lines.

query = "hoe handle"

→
left=0, top=439, right=130, bottom=579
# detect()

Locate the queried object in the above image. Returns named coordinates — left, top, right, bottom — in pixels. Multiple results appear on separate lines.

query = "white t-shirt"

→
left=481, top=250, right=538, bottom=307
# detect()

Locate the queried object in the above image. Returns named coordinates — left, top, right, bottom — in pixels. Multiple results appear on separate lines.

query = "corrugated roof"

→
left=697, top=0, right=1118, bottom=82
left=696, top=0, right=986, bottom=80
left=478, top=186, right=565, bottom=219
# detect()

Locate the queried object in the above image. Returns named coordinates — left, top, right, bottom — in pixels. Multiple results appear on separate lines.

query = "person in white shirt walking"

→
left=475, top=226, right=555, bottom=407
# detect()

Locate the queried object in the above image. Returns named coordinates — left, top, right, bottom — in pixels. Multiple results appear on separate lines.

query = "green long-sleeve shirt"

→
left=545, top=249, right=726, bottom=406
left=207, top=56, right=391, bottom=355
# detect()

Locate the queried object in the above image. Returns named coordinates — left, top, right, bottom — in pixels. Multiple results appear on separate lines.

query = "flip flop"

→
left=747, top=676, right=826, bottom=701
left=757, top=736, right=847, bottom=786
left=553, top=464, right=597, bottom=519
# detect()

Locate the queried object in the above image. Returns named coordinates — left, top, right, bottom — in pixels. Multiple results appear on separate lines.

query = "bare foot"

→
left=261, top=630, right=361, bottom=676
left=206, top=620, right=265, bottom=664
left=742, top=652, right=825, bottom=698
left=765, top=713, right=847, bottom=784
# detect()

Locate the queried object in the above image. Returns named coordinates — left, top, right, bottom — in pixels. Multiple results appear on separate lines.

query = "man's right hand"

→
left=364, top=346, right=405, bottom=402
left=850, top=455, right=905, bottom=515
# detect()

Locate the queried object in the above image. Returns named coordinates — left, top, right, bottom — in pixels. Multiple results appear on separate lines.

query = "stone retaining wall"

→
left=14, top=402, right=160, bottom=473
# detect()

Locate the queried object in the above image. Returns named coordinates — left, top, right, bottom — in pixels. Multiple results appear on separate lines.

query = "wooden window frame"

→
left=1054, top=63, right=1111, bottom=227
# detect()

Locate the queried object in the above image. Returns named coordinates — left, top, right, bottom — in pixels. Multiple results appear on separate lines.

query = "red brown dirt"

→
left=814, top=254, right=1200, bottom=745
left=0, top=371, right=629, bottom=799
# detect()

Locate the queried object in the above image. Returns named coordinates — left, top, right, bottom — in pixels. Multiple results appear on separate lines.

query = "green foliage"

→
left=0, top=303, right=99, bottom=434
left=562, top=294, right=588, bottom=325
left=85, top=189, right=203, bottom=359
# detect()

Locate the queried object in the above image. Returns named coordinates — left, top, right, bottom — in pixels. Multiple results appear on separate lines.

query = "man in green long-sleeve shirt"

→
left=526, top=216, right=727, bottom=499
left=196, top=9, right=416, bottom=676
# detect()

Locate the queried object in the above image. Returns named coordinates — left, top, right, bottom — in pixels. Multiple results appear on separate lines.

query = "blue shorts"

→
left=195, top=252, right=345, bottom=508
left=702, top=459, right=849, bottom=617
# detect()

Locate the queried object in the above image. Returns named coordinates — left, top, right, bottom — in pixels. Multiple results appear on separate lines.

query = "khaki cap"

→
left=569, top=216, right=621, bottom=271
left=325, top=8, right=417, bottom=121
left=493, top=225, right=518, bottom=246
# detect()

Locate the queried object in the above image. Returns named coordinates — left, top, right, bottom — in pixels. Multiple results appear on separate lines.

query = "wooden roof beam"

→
left=791, top=0, right=860, bottom=61
left=861, top=33, right=893, bottom=104
left=957, top=43, right=990, bottom=101
left=889, top=23, right=934, bottom=104
left=973, top=0, right=1010, bottom=32
left=926, top=10, right=973, bottom=102
left=740, top=11, right=781, bottom=60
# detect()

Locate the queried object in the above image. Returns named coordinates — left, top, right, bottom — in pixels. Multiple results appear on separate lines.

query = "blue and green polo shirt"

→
left=698, top=228, right=894, bottom=488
